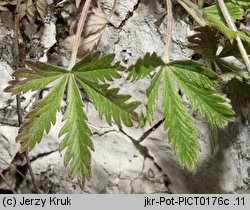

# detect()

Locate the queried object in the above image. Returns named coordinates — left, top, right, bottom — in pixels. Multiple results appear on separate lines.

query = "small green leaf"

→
left=202, top=2, right=245, bottom=21
left=127, top=52, right=165, bottom=80
left=163, top=69, right=200, bottom=171
left=202, top=11, right=237, bottom=41
left=231, top=0, right=250, bottom=11
left=139, top=112, right=146, bottom=128
left=59, top=75, right=93, bottom=189
left=72, top=52, right=124, bottom=82
left=202, top=2, right=245, bottom=41
left=77, top=76, right=140, bottom=127
left=17, top=76, right=67, bottom=152
left=145, top=68, right=163, bottom=123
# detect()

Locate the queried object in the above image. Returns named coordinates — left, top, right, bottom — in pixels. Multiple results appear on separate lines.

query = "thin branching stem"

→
left=0, top=157, right=27, bottom=181
left=14, top=0, right=39, bottom=194
left=68, top=0, right=92, bottom=70
left=163, top=0, right=173, bottom=63
left=0, top=172, right=16, bottom=194
left=217, top=0, right=250, bottom=72
left=24, top=152, right=39, bottom=193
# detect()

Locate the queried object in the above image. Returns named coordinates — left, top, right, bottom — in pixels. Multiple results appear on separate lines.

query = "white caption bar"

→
left=0, top=194, right=249, bottom=210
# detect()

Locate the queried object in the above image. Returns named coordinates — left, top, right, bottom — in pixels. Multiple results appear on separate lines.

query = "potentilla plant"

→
left=2, top=0, right=250, bottom=189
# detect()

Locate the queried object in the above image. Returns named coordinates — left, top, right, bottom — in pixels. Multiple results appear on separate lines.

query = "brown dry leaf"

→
left=22, top=0, right=47, bottom=22
left=75, top=0, right=82, bottom=8
left=0, top=5, right=9, bottom=12
left=82, top=7, right=108, bottom=52
left=0, top=0, right=47, bottom=22
left=62, top=6, right=108, bottom=54
left=36, top=0, right=47, bottom=19
left=0, top=1, right=17, bottom=11
left=26, top=0, right=36, bottom=22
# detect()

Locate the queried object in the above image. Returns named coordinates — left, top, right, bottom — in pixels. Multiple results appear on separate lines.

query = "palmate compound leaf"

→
left=128, top=53, right=235, bottom=170
left=187, top=26, right=250, bottom=81
left=71, top=52, right=125, bottom=82
left=4, top=60, right=67, bottom=95
left=59, top=75, right=93, bottom=189
left=187, top=26, right=220, bottom=61
left=4, top=51, right=140, bottom=188
left=76, top=76, right=141, bottom=127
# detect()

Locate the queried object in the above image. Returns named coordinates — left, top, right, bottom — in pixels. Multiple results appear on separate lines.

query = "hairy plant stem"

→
left=14, top=0, right=39, bottom=194
left=0, top=157, right=27, bottom=181
left=17, top=96, right=39, bottom=193
left=217, top=0, right=250, bottom=72
left=68, top=0, right=92, bottom=70
left=163, top=0, right=173, bottom=63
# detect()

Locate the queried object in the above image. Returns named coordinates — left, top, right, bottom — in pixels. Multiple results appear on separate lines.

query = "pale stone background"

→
left=0, top=0, right=249, bottom=193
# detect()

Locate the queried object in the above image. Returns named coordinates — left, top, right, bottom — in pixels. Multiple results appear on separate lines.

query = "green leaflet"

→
left=145, top=68, right=163, bottom=123
left=77, top=76, right=141, bottom=127
left=59, top=75, right=93, bottom=189
left=17, top=76, right=67, bottom=152
left=202, top=11, right=237, bottom=41
left=231, top=0, right=250, bottom=11
left=127, top=52, right=165, bottom=80
left=201, top=2, right=245, bottom=41
left=169, top=61, right=234, bottom=127
left=4, top=60, right=67, bottom=94
left=202, top=2, right=245, bottom=21
left=169, top=61, right=218, bottom=90
left=168, top=60, right=219, bottom=81
left=71, top=52, right=125, bottom=82
left=163, top=69, right=200, bottom=170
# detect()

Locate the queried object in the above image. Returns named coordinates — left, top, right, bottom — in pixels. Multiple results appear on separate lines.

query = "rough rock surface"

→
left=0, top=0, right=249, bottom=194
